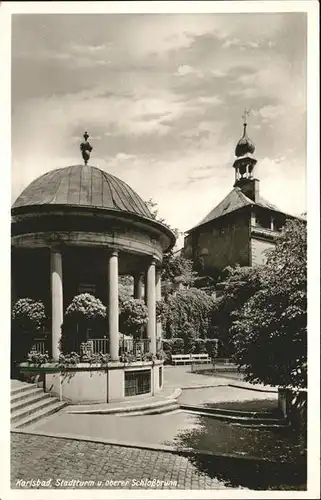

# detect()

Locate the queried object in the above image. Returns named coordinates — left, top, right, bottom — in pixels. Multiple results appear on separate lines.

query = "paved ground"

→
left=11, top=433, right=233, bottom=490
left=164, top=365, right=277, bottom=392
left=178, top=386, right=277, bottom=406
left=11, top=366, right=276, bottom=490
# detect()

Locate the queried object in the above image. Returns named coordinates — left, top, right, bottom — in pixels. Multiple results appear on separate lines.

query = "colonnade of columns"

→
left=235, top=164, right=253, bottom=183
left=50, top=247, right=161, bottom=361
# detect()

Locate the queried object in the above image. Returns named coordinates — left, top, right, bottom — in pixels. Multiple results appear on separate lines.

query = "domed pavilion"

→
left=11, top=133, right=176, bottom=403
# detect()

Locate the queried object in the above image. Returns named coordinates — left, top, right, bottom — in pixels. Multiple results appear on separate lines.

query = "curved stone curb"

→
left=10, top=428, right=290, bottom=466
left=66, top=388, right=180, bottom=415
left=180, top=383, right=277, bottom=393
left=179, top=405, right=288, bottom=427
left=167, top=387, right=182, bottom=399
left=181, top=384, right=229, bottom=390
left=228, top=383, right=278, bottom=394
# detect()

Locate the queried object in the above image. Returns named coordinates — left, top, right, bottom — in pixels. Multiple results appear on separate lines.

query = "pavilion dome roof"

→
left=12, top=164, right=153, bottom=219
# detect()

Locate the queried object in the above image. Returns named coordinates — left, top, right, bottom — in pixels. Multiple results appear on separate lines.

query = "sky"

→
left=11, top=12, right=307, bottom=246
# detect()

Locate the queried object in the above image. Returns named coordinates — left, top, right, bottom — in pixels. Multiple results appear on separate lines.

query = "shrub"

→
left=162, top=288, right=215, bottom=342
left=119, top=298, right=148, bottom=338
left=12, top=298, right=46, bottom=335
left=172, top=337, right=185, bottom=354
left=61, top=294, right=107, bottom=353
left=27, top=350, right=50, bottom=366
left=12, top=298, right=46, bottom=363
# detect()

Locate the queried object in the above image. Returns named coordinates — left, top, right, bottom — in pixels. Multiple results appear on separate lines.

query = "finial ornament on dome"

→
left=80, top=131, right=93, bottom=165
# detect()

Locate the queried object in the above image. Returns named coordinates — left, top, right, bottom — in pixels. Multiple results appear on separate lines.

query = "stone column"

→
left=133, top=274, right=143, bottom=299
left=156, top=270, right=162, bottom=350
left=145, top=258, right=156, bottom=355
left=108, top=250, right=119, bottom=361
left=51, top=248, right=63, bottom=361
left=270, top=217, right=275, bottom=231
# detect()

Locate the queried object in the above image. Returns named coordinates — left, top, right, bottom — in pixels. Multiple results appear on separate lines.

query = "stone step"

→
left=121, top=401, right=180, bottom=416
left=11, top=401, right=67, bottom=430
left=11, top=383, right=39, bottom=397
left=181, top=404, right=280, bottom=419
left=183, top=408, right=288, bottom=426
left=11, top=397, right=60, bottom=424
left=11, top=392, right=52, bottom=413
left=11, top=386, right=45, bottom=404
left=67, top=397, right=180, bottom=416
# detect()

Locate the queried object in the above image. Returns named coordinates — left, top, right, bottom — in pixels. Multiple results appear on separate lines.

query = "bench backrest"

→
left=191, top=354, right=209, bottom=359
left=171, top=354, right=191, bottom=360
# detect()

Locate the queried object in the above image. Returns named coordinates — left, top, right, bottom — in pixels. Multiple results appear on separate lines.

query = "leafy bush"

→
left=12, top=298, right=46, bottom=334
left=12, top=298, right=47, bottom=363
left=162, top=337, right=184, bottom=354
left=58, top=352, right=80, bottom=366
left=119, top=298, right=148, bottom=338
left=65, top=293, right=106, bottom=321
left=205, top=338, right=219, bottom=358
left=156, top=300, right=166, bottom=320
left=192, top=338, right=208, bottom=354
left=27, top=350, right=50, bottom=366
left=61, top=294, right=107, bottom=353
left=212, top=266, right=262, bottom=357
left=161, top=288, right=215, bottom=343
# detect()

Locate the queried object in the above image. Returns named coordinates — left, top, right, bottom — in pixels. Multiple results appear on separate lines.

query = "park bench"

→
left=191, top=353, right=210, bottom=364
left=171, top=354, right=192, bottom=365
left=172, top=353, right=211, bottom=365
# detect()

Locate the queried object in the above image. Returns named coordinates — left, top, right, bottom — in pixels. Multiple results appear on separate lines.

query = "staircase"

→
left=120, top=399, right=180, bottom=416
left=11, top=380, right=67, bottom=430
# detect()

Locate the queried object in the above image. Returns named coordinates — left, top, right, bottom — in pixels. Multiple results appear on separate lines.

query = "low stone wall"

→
left=19, top=360, right=164, bottom=404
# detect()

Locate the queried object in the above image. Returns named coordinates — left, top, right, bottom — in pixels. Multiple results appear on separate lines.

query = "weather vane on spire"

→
left=80, top=131, right=93, bottom=165
left=242, top=108, right=251, bottom=126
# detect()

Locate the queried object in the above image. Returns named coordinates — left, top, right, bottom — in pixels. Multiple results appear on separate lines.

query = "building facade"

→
left=183, top=119, right=299, bottom=277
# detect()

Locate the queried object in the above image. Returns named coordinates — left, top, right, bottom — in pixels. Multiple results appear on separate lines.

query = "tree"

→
left=231, top=219, right=307, bottom=388
left=161, top=253, right=197, bottom=293
left=145, top=198, right=197, bottom=292
left=212, top=265, right=262, bottom=356
left=161, top=288, right=216, bottom=348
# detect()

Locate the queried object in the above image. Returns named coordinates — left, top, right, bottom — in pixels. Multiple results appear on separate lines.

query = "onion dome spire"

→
left=232, top=109, right=257, bottom=187
left=235, top=109, right=255, bottom=157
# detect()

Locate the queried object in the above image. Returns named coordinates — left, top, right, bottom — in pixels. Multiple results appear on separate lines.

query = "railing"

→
left=79, top=337, right=151, bottom=356
left=31, top=336, right=156, bottom=358
left=127, top=339, right=151, bottom=356
left=91, top=338, right=109, bottom=354
left=31, top=339, right=47, bottom=354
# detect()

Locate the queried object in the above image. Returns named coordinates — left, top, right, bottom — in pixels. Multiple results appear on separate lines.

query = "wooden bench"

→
left=191, top=353, right=210, bottom=364
left=171, top=354, right=192, bottom=365
left=172, top=353, right=211, bottom=365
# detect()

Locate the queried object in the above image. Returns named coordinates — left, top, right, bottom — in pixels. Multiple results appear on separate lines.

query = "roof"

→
left=187, top=187, right=282, bottom=233
left=12, top=165, right=152, bottom=219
